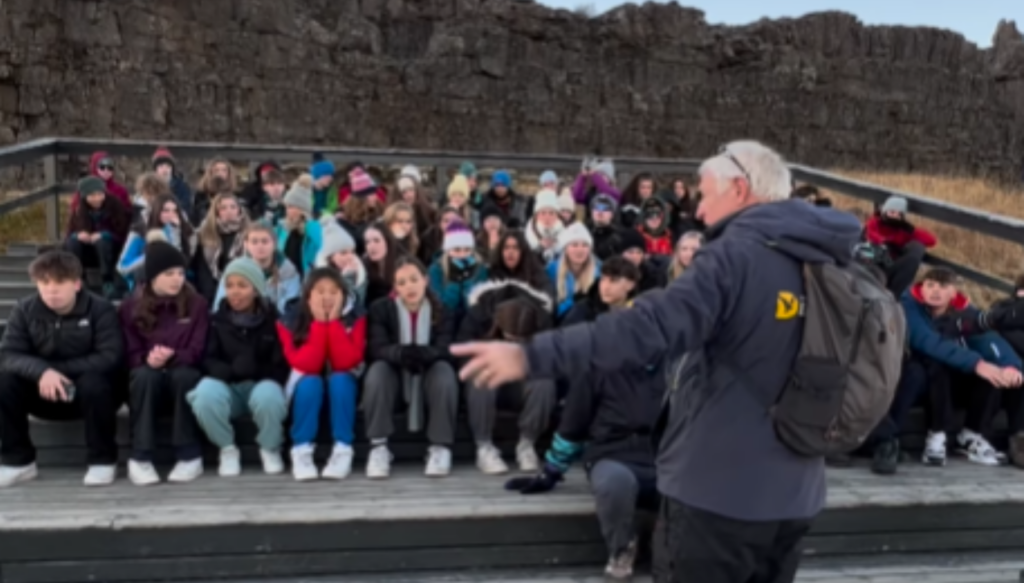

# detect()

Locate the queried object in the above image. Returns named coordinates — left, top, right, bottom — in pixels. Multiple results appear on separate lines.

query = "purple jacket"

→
left=572, top=173, right=621, bottom=205
left=118, top=290, right=210, bottom=369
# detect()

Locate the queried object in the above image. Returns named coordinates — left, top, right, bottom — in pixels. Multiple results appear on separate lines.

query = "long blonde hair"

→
left=342, top=195, right=380, bottom=225
left=555, top=251, right=597, bottom=303
left=383, top=202, right=420, bottom=257
left=198, top=157, right=238, bottom=194
left=668, top=231, right=704, bottom=281
left=198, top=193, right=250, bottom=250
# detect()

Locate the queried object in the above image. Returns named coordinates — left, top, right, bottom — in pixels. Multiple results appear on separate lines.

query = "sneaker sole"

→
left=129, top=476, right=161, bottom=486
left=168, top=474, right=203, bottom=483
left=426, top=469, right=451, bottom=477
left=477, top=465, right=509, bottom=475
left=84, top=476, right=116, bottom=487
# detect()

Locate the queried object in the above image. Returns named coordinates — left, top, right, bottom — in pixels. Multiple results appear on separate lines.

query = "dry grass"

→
left=0, top=197, right=71, bottom=254
left=824, top=172, right=1024, bottom=307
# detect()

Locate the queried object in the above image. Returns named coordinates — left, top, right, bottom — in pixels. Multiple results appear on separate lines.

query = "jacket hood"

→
left=713, top=200, right=862, bottom=265
left=467, top=279, right=554, bottom=313
left=89, top=151, right=110, bottom=176
left=910, top=282, right=970, bottom=311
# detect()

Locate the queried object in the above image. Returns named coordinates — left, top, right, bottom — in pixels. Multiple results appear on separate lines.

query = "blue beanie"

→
left=491, top=170, right=511, bottom=189
left=311, top=160, right=336, bottom=181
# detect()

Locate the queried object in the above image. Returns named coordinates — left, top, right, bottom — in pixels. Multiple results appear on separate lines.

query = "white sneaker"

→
left=476, top=444, right=509, bottom=475
left=168, top=458, right=204, bottom=483
left=516, top=439, right=540, bottom=472
left=218, top=446, right=241, bottom=477
left=128, top=460, right=161, bottom=486
left=321, top=443, right=354, bottom=480
left=83, top=465, right=116, bottom=486
left=604, top=538, right=638, bottom=580
left=0, top=463, right=38, bottom=488
left=291, top=444, right=318, bottom=482
left=957, top=429, right=1002, bottom=466
left=366, top=445, right=393, bottom=479
left=260, top=449, right=285, bottom=475
left=922, top=431, right=947, bottom=466
left=425, top=445, right=452, bottom=477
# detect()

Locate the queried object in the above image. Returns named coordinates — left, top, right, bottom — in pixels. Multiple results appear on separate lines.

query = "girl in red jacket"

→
left=277, top=268, right=367, bottom=482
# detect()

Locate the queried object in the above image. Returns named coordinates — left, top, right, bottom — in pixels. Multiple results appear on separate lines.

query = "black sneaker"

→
left=871, top=439, right=899, bottom=475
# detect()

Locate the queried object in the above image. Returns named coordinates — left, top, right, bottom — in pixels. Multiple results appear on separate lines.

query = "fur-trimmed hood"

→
left=467, top=278, right=554, bottom=314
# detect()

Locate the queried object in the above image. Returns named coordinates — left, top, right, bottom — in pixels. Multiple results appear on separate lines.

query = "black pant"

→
left=0, top=371, right=119, bottom=466
left=652, top=497, right=811, bottom=583
left=66, top=236, right=116, bottom=281
left=913, top=358, right=998, bottom=435
left=129, top=366, right=203, bottom=461
left=885, top=241, right=926, bottom=297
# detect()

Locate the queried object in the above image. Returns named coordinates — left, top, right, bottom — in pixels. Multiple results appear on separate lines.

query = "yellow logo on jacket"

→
left=776, top=291, right=800, bottom=320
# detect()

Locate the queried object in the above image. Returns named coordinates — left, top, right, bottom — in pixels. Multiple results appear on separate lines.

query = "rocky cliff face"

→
left=0, top=0, right=1022, bottom=177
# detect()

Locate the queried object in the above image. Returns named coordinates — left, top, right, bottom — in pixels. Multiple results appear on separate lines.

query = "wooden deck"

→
left=2, top=459, right=1024, bottom=532
left=1, top=460, right=1024, bottom=582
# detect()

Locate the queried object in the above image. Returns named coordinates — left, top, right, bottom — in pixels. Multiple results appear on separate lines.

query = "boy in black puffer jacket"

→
left=506, top=257, right=661, bottom=581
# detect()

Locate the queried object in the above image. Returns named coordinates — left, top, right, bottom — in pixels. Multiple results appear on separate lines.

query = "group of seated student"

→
left=0, top=154, right=708, bottom=580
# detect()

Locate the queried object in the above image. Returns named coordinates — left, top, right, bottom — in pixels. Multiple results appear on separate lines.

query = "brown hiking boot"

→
left=1010, top=434, right=1024, bottom=469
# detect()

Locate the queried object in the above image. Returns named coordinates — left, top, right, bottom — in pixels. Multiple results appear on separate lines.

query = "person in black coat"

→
left=615, top=227, right=668, bottom=294
left=238, top=160, right=283, bottom=221
left=187, top=257, right=290, bottom=478
left=587, top=194, right=629, bottom=262
left=362, top=257, right=461, bottom=479
left=505, top=256, right=662, bottom=581
left=0, top=251, right=123, bottom=488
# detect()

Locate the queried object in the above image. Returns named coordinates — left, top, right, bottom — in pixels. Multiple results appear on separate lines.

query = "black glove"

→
left=398, top=347, right=425, bottom=373
left=504, top=463, right=564, bottom=495
left=232, top=354, right=259, bottom=380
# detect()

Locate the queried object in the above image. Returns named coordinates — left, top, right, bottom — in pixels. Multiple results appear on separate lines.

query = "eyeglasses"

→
left=718, top=146, right=751, bottom=184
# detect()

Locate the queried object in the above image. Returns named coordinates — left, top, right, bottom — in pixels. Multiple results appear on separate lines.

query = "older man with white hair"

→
left=453, top=141, right=864, bottom=583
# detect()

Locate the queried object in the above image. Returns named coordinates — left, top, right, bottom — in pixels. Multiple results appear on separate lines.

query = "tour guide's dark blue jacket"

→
left=524, top=200, right=863, bottom=521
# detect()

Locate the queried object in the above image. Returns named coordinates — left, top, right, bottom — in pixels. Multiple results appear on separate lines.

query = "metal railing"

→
left=0, top=137, right=1017, bottom=292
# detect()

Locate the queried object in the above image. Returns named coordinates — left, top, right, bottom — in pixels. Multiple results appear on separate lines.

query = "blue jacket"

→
left=428, top=258, right=488, bottom=316
left=546, top=256, right=602, bottom=318
left=902, top=284, right=1021, bottom=372
left=275, top=219, right=322, bottom=276
left=525, top=200, right=863, bottom=521
left=169, top=174, right=194, bottom=218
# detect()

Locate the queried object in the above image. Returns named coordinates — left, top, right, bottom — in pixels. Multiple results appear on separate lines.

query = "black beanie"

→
left=615, top=227, right=647, bottom=255
left=479, top=202, right=505, bottom=225
left=144, top=241, right=187, bottom=285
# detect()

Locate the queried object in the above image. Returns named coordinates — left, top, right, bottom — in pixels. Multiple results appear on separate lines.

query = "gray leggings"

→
left=590, top=458, right=659, bottom=556
left=465, top=380, right=557, bottom=444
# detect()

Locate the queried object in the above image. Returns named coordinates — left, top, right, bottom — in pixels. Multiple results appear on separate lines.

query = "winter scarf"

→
left=525, top=217, right=565, bottom=263
left=396, top=299, right=432, bottom=433
left=202, top=218, right=246, bottom=279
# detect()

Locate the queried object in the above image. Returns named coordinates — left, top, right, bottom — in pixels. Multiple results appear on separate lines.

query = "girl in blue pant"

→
left=276, top=268, right=367, bottom=482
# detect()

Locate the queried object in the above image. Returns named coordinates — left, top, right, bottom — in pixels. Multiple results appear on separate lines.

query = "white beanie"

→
left=397, top=176, right=416, bottom=193
left=557, top=188, right=575, bottom=212
left=590, top=158, right=615, bottom=180
left=400, top=165, right=422, bottom=184
left=533, top=189, right=559, bottom=213
left=557, top=222, right=593, bottom=252
left=315, top=220, right=356, bottom=267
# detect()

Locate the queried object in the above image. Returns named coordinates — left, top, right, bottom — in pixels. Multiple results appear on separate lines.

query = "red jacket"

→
left=640, top=228, right=673, bottom=256
left=276, top=318, right=367, bottom=375
left=70, top=151, right=132, bottom=213
left=865, top=216, right=937, bottom=249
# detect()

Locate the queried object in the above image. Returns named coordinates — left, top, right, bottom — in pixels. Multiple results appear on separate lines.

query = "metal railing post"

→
left=43, top=153, right=59, bottom=242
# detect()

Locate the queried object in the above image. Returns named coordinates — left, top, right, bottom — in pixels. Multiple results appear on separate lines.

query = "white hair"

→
left=698, top=140, right=792, bottom=202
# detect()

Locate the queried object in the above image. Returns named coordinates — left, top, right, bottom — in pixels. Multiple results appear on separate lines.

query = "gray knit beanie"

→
left=283, top=174, right=314, bottom=216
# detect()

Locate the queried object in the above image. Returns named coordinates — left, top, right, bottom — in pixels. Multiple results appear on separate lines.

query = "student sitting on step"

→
left=428, top=219, right=489, bottom=324
left=505, top=257, right=662, bottom=582
left=275, top=174, right=323, bottom=279
left=64, top=176, right=131, bottom=299
left=187, top=258, right=290, bottom=478
left=118, top=194, right=196, bottom=291
left=363, top=257, right=460, bottom=479
left=871, top=268, right=1023, bottom=475
left=277, top=268, right=366, bottom=482
left=0, top=251, right=124, bottom=488
left=193, top=194, right=251, bottom=303
left=463, top=295, right=556, bottom=475
left=223, top=223, right=301, bottom=317
left=120, top=241, right=210, bottom=486
left=315, top=220, right=368, bottom=310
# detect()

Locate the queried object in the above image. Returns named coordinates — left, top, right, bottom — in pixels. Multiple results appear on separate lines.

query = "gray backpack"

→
left=771, top=260, right=906, bottom=457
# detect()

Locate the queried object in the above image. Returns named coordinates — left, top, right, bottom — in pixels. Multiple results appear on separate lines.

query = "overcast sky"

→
left=537, top=0, right=1023, bottom=47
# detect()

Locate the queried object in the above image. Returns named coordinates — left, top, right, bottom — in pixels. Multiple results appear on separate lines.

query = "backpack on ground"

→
left=771, top=260, right=906, bottom=457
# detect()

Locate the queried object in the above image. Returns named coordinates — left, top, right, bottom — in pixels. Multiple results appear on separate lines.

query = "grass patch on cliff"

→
left=0, top=198, right=70, bottom=253
left=824, top=172, right=1024, bottom=307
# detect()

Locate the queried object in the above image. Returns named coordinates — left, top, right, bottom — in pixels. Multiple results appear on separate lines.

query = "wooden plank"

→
left=0, top=544, right=608, bottom=583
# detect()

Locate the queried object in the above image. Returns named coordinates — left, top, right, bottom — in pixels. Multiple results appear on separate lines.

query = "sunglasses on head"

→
left=717, top=146, right=751, bottom=184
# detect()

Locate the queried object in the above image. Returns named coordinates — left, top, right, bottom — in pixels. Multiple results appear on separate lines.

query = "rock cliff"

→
left=0, top=0, right=1022, bottom=177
